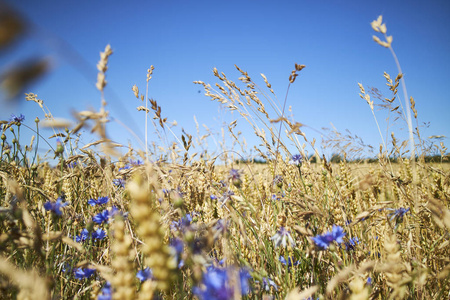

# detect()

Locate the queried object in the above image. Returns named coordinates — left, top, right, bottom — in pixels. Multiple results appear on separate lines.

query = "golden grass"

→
left=0, top=11, right=449, bottom=300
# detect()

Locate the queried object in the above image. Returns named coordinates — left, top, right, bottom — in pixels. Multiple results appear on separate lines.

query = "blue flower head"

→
left=270, top=227, right=295, bottom=248
left=44, top=197, right=68, bottom=216
left=75, top=228, right=90, bottom=243
left=312, top=225, right=346, bottom=250
left=262, top=277, right=278, bottom=291
left=290, top=154, right=303, bottom=165
left=344, top=236, right=360, bottom=251
left=279, top=255, right=300, bottom=267
left=171, top=213, right=193, bottom=233
left=92, top=228, right=106, bottom=240
left=170, top=238, right=185, bottom=268
left=113, top=178, right=125, bottom=188
left=193, top=267, right=251, bottom=300
left=97, top=282, right=112, bottom=300
left=388, top=207, right=410, bottom=222
left=9, top=114, right=25, bottom=124
left=93, top=210, right=109, bottom=224
left=88, top=196, right=109, bottom=206
left=74, top=267, right=95, bottom=280
left=136, top=267, right=152, bottom=282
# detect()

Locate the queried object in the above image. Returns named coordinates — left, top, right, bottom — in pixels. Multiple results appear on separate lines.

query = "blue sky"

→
left=2, top=0, right=449, bottom=160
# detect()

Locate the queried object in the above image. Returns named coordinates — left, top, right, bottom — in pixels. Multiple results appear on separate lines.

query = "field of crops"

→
left=0, top=13, right=449, bottom=300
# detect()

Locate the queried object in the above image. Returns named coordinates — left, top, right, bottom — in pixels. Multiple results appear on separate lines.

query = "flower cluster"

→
left=74, top=228, right=106, bottom=242
left=44, top=197, right=68, bottom=216
left=312, top=225, right=346, bottom=250
left=92, top=206, right=126, bottom=224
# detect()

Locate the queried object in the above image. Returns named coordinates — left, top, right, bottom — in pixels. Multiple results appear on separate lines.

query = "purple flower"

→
left=74, top=267, right=95, bottom=280
left=279, top=255, right=300, bottom=267
left=344, top=236, right=360, bottom=251
left=136, top=267, right=152, bottom=282
left=387, top=207, right=410, bottom=222
left=93, top=210, right=109, bottom=224
left=92, top=228, right=106, bottom=240
left=170, top=238, right=185, bottom=268
left=88, top=196, right=109, bottom=206
left=9, top=114, right=25, bottom=124
left=270, top=227, right=295, bottom=248
left=193, top=267, right=251, bottom=300
left=229, top=169, right=241, bottom=180
left=312, top=225, right=345, bottom=250
left=113, top=178, right=125, bottom=188
left=75, top=228, right=90, bottom=243
left=290, top=154, right=302, bottom=165
left=97, top=282, right=112, bottom=300
left=171, top=214, right=193, bottom=233
left=44, top=197, right=68, bottom=216
left=262, top=277, right=278, bottom=291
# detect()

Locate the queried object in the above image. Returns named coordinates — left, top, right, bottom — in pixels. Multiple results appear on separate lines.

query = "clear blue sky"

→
left=2, top=0, right=449, bottom=159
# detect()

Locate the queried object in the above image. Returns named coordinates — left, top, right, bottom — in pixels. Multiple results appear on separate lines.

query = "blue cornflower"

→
left=97, top=282, right=112, bottom=300
left=93, top=210, right=109, bottom=224
left=270, top=227, right=295, bottom=248
left=290, top=154, right=302, bottom=165
left=88, top=196, right=109, bottom=206
left=193, top=267, right=251, bottom=300
left=75, top=228, right=90, bottom=243
left=344, top=236, right=360, bottom=251
left=171, top=214, right=193, bottom=233
left=279, top=255, right=300, bottom=267
left=9, top=114, right=25, bottom=124
left=210, top=195, right=217, bottom=200
left=262, top=277, right=278, bottom=291
left=110, top=206, right=128, bottom=219
left=136, top=267, right=152, bottom=282
left=44, top=197, right=68, bottom=216
left=61, top=262, right=72, bottom=274
left=229, top=169, right=241, bottom=180
left=74, top=267, right=95, bottom=280
left=92, top=228, right=106, bottom=240
left=130, top=159, right=143, bottom=166
left=113, top=178, right=125, bottom=188
left=312, top=225, right=346, bottom=250
left=170, top=238, right=185, bottom=268
left=387, top=207, right=410, bottom=222
left=366, top=277, right=372, bottom=285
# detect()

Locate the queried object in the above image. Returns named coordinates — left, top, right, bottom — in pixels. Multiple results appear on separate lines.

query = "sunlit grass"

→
left=0, top=13, right=449, bottom=300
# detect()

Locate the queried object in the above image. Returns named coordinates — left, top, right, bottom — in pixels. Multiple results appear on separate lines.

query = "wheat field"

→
left=0, top=13, right=449, bottom=300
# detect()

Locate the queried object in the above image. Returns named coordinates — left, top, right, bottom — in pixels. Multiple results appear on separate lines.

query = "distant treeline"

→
left=235, top=154, right=450, bottom=164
